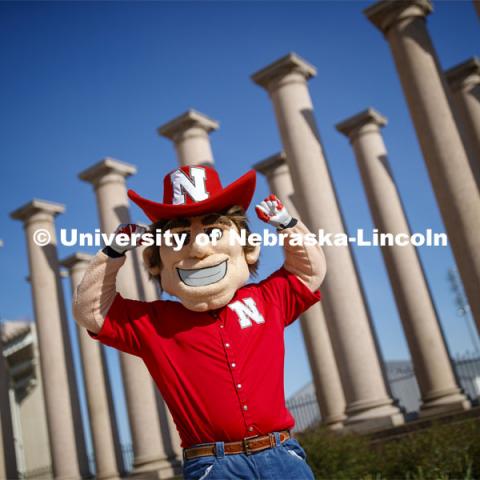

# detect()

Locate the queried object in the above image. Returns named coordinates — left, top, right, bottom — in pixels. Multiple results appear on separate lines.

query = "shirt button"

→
left=248, top=426, right=254, bottom=432
left=220, top=325, right=224, bottom=329
left=243, top=405, right=248, bottom=411
left=231, top=363, right=236, bottom=368
left=225, top=343, right=230, bottom=348
left=237, top=384, right=242, bottom=389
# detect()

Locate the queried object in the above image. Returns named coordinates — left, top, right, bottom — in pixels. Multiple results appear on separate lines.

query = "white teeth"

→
left=177, top=260, right=227, bottom=287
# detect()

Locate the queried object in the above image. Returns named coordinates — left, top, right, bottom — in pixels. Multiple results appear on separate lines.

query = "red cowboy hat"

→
left=128, top=165, right=256, bottom=222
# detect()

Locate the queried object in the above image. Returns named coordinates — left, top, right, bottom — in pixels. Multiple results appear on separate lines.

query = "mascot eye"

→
left=182, top=232, right=191, bottom=245
left=175, top=231, right=191, bottom=245
left=204, top=227, right=223, bottom=241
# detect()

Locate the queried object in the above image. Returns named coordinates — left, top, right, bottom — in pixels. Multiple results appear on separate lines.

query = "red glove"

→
left=255, top=194, right=294, bottom=229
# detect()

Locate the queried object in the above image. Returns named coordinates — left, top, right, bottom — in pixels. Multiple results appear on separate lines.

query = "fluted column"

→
left=445, top=57, right=480, bottom=189
left=61, top=253, right=122, bottom=480
left=365, top=0, right=480, bottom=334
left=254, top=153, right=346, bottom=428
left=10, top=201, right=81, bottom=479
left=158, top=110, right=219, bottom=166
left=336, top=108, right=471, bottom=416
left=79, top=158, right=178, bottom=478
left=252, top=53, right=403, bottom=430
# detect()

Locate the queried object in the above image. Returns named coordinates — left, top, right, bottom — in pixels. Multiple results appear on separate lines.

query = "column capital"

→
left=336, top=108, right=387, bottom=141
left=251, top=52, right=316, bottom=90
left=364, top=0, right=432, bottom=34
left=157, top=110, right=219, bottom=141
left=253, top=152, right=287, bottom=177
left=10, top=199, right=65, bottom=223
left=445, top=57, right=480, bottom=92
left=60, top=252, right=94, bottom=272
left=78, top=157, right=136, bottom=185
left=0, top=321, right=32, bottom=345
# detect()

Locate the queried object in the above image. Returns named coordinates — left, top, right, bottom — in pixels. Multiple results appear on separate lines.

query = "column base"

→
left=323, top=412, right=346, bottom=430
left=343, top=398, right=405, bottom=433
left=419, top=389, right=471, bottom=419
left=325, top=420, right=344, bottom=431
left=96, top=471, right=122, bottom=480
left=344, top=411, right=405, bottom=434
left=129, top=469, right=182, bottom=480
left=24, top=465, right=54, bottom=479
left=130, top=456, right=182, bottom=480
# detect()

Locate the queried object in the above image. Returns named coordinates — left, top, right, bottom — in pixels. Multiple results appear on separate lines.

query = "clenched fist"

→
left=109, top=223, right=148, bottom=255
left=255, top=194, right=296, bottom=230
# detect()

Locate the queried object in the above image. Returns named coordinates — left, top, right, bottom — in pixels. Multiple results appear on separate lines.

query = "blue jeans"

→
left=182, top=433, right=315, bottom=480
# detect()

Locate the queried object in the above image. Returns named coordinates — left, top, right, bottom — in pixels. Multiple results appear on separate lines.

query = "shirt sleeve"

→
left=87, top=293, right=150, bottom=357
left=258, top=267, right=321, bottom=326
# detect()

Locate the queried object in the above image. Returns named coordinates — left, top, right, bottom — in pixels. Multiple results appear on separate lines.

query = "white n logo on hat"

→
left=228, top=298, right=265, bottom=329
left=171, top=167, right=209, bottom=205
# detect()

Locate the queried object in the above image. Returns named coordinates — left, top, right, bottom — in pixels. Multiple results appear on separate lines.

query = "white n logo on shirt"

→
left=171, top=167, right=209, bottom=205
left=228, top=298, right=265, bottom=329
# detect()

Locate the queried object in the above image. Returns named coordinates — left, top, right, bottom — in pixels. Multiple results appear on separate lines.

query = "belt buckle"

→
left=242, top=435, right=258, bottom=455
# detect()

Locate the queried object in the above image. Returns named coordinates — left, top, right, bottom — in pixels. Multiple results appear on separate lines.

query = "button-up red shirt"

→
left=89, top=267, right=321, bottom=447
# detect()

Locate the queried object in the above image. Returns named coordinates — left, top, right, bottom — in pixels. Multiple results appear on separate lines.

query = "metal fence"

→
left=121, top=444, right=134, bottom=475
left=285, top=394, right=321, bottom=432
left=286, top=353, right=480, bottom=433
left=454, top=352, right=480, bottom=401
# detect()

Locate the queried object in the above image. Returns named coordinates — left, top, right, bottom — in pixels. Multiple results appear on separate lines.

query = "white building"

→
left=1, top=321, right=52, bottom=479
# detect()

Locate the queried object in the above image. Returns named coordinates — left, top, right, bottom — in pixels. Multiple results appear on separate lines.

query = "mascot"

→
left=73, top=165, right=326, bottom=480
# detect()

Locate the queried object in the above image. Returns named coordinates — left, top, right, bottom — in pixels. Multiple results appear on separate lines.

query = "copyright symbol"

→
left=33, top=229, right=51, bottom=247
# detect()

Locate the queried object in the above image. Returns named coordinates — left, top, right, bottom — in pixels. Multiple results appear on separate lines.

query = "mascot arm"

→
left=73, top=250, right=125, bottom=334
left=282, top=220, right=326, bottom=292
left=256, top=194, right=326, bottom=292
left=73, top=223, right=144, bottom=334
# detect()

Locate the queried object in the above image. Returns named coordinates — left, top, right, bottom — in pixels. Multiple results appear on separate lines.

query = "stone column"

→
left=445, top=57, right=480, bottom=189
left=79, top=158, right=178, bottom=478
left=157, top=109, right=219, bottom=166
left=254, top=153, right=346, bottom=428
left=336, top=108, right=471, bottom=416
left=365, top=0, right=480, bottom=334
left=10, top=200, right=81, bottom=479
left=132, top=252, right=183, bottom=464
left=157, top=109, right=227, bottom=446
left=251, top=53, right=403, bottom=430
left=61, top=253, right=122, bottom=480
left=0, top=339, right=17, bottom=480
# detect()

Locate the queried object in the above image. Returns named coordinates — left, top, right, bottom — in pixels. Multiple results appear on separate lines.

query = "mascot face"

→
left=158, top=214, right=259, bottom=312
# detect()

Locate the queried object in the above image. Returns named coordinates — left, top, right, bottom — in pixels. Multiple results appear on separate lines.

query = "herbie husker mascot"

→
left=74, top=165, right=326, bottom=480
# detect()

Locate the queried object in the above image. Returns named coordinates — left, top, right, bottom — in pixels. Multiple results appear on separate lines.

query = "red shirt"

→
left=89, top=267, right=321, bottom=448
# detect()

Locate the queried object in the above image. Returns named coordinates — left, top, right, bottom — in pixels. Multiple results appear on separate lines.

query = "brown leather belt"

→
left=183, top=430, right=291, bottom=460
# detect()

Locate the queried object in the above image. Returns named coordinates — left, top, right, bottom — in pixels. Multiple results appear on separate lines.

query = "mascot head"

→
left=128, top=165, right=260, bottom=312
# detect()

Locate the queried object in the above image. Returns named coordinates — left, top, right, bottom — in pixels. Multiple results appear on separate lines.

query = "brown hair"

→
left=143, top=205, right=259, bottom=286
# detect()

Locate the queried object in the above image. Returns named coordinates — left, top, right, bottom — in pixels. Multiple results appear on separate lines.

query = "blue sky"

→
left=1, top=0, right=479, bottom=453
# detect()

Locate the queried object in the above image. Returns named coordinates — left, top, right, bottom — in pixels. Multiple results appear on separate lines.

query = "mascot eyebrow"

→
left=163, top=214, right=232, bottom=231
left=200, top=214, right=232, bottom=227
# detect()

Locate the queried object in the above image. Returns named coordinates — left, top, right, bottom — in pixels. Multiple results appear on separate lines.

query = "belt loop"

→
left=273, top=432, right=281, bottom=447
left=215, top=441, right=225, bottom=458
